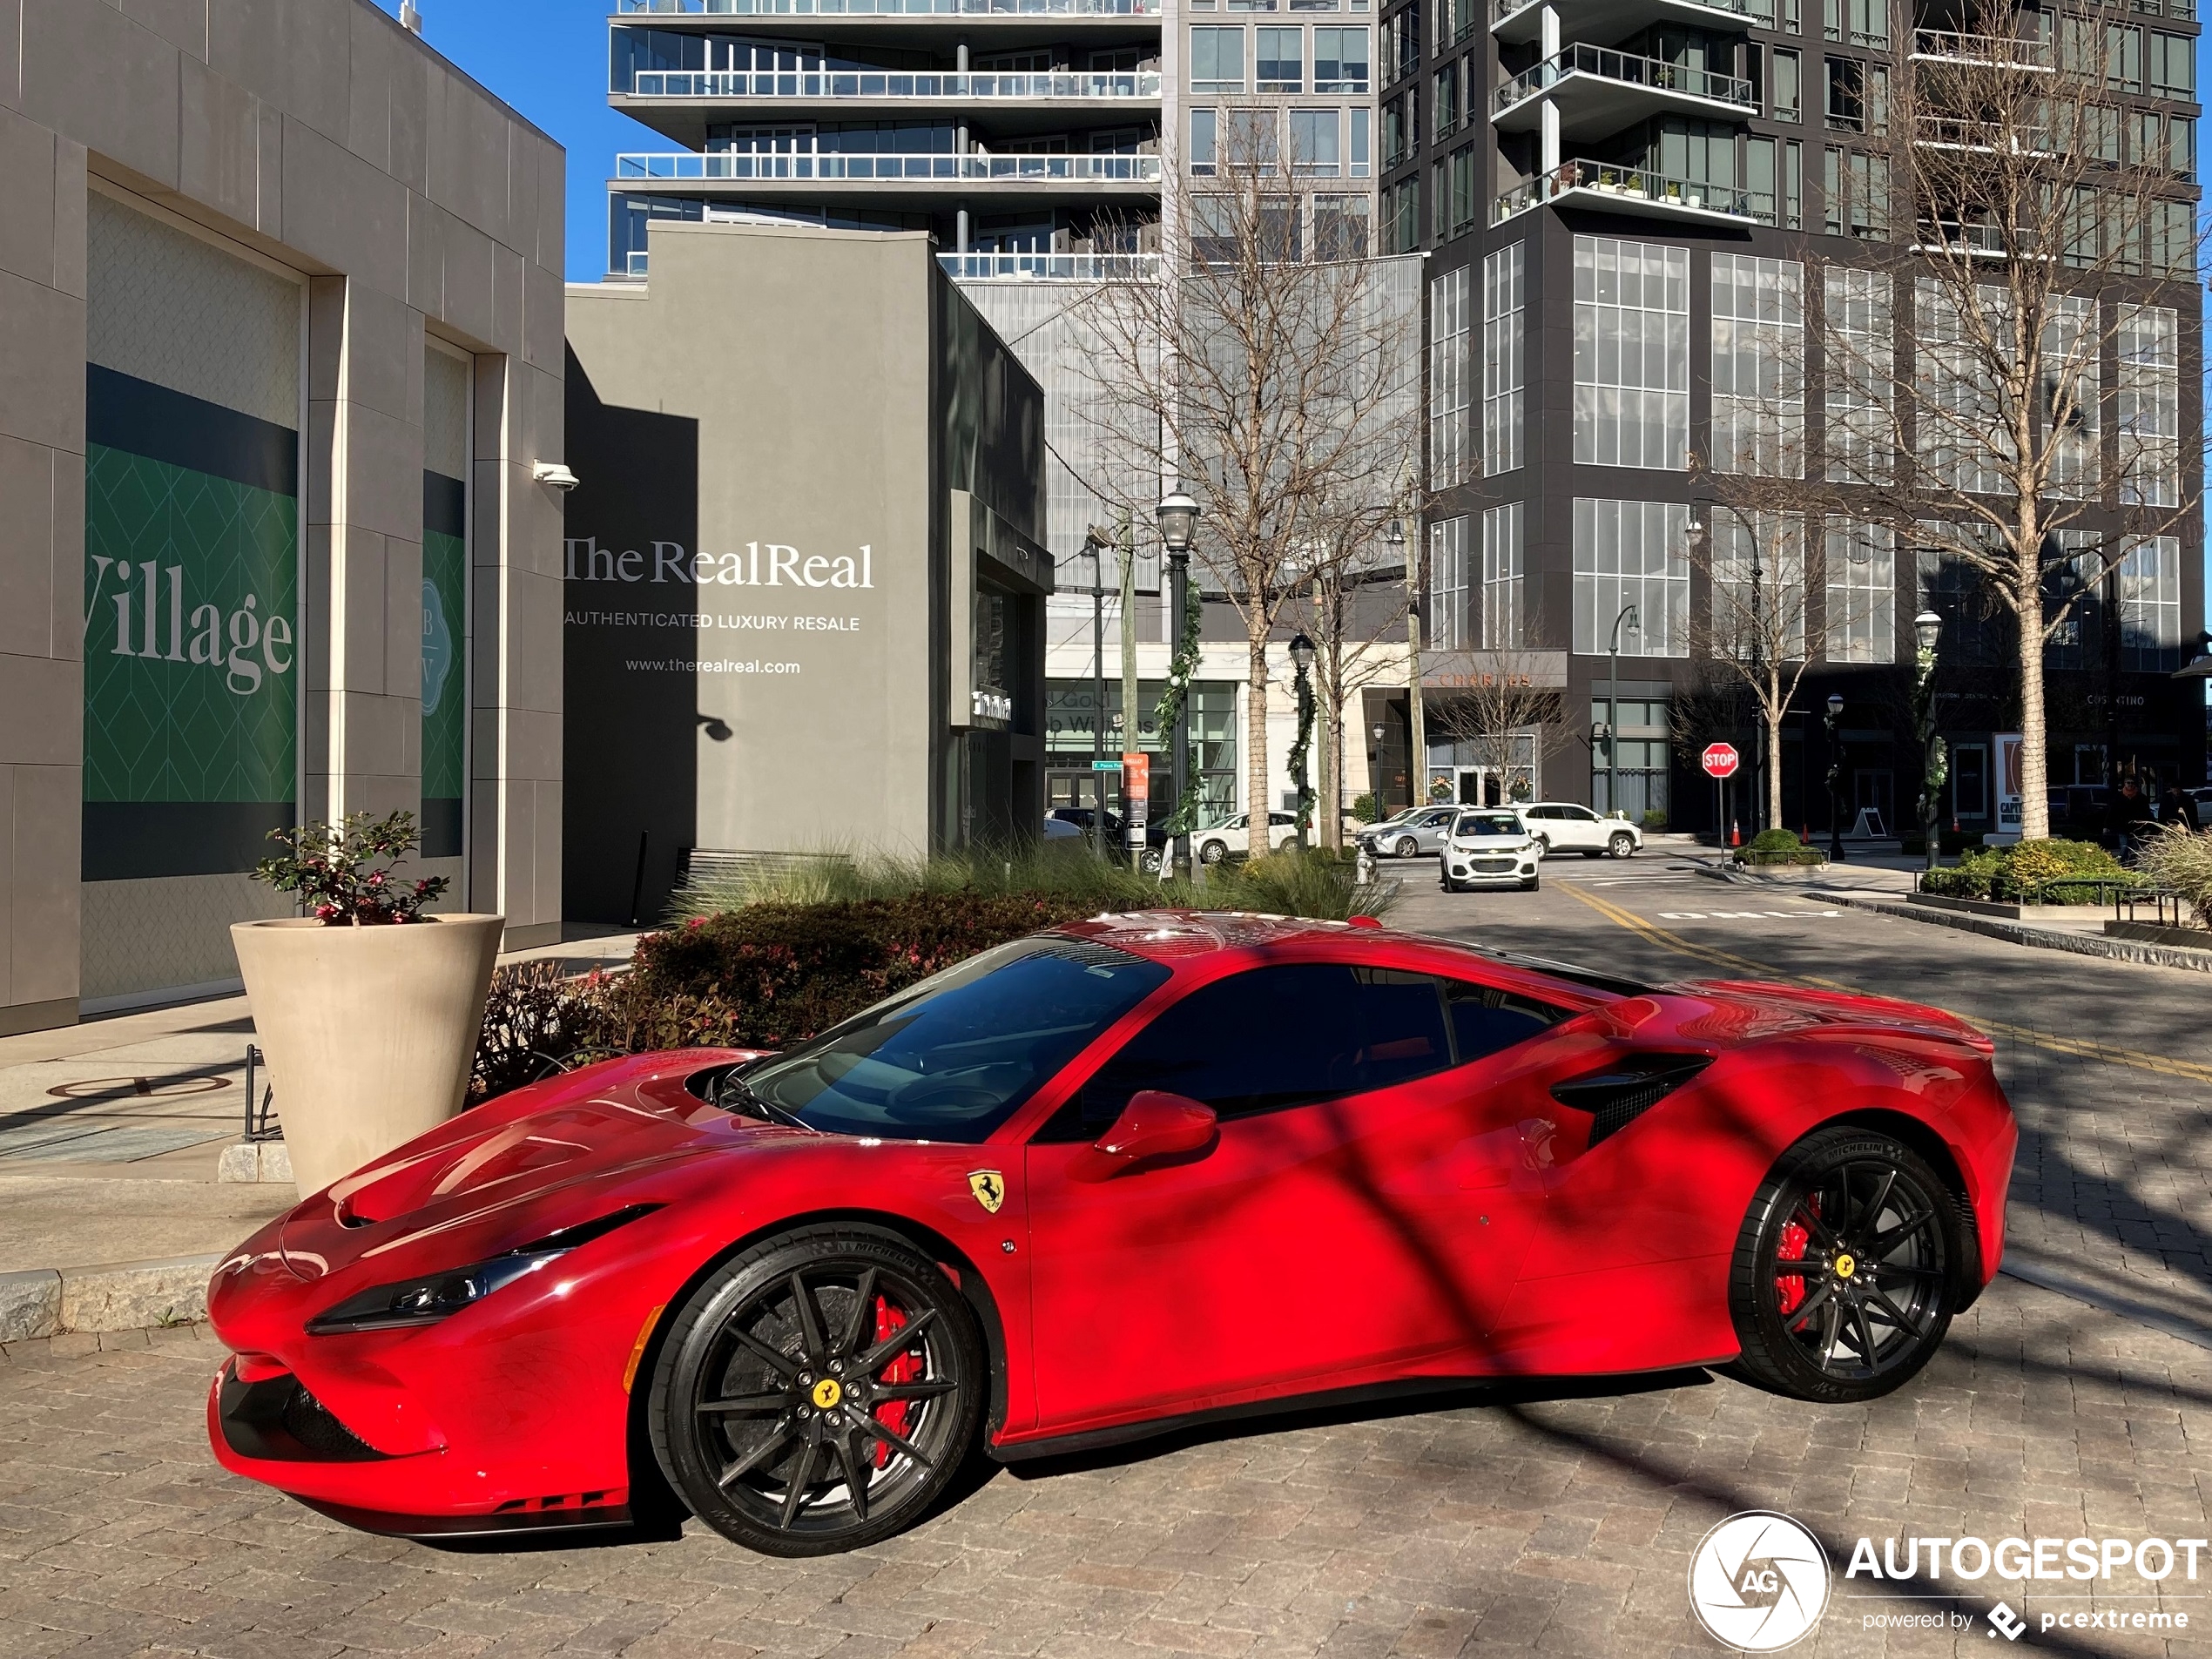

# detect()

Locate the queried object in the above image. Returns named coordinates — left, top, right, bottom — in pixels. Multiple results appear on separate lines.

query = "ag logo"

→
left=968, top=1170, right=1005, bottom=1214
left=1688, top=1511, right=1831, bottom=1651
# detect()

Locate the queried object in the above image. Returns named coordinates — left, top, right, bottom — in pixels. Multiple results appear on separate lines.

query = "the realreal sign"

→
left=565, top=536, right=873, bottom=590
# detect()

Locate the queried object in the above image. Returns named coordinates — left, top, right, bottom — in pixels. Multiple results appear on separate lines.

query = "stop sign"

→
left=1702, top=742, right=1741, bottom=779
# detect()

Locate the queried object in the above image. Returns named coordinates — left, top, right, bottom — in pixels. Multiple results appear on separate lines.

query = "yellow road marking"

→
left=1555, top=881, right=2212, bottom=1088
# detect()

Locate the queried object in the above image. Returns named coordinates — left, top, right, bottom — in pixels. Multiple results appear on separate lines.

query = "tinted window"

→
left=743, top=938, right=1170, bottom=1143
left=1049, top=962, right=1454, bottom=1137
left=1454, top=813, right=1521, bottom=837
left=1445, top=979, right=1568, bottom=1063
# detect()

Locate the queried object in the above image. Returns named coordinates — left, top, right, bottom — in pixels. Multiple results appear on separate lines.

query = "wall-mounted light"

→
left=532, top=462, right=579, bottom=491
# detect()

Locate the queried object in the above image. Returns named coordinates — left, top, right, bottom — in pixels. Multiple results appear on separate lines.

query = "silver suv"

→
left=1359, top=806, right=1460, bottom=859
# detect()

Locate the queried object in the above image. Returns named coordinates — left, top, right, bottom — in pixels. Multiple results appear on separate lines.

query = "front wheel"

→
left=1521, top=876, right=1539, bottom=891
left=649, top=1229, right=985, bottom=1556
left=1531, top=833, right=1551, bottom=858
left=1728, top=1128, right=1959, bottom=1404
left=1609, top=832, right=1636, bottom=859
left=1393, top=835, right=1418, bottom=859
left=1137, top=847, right=1163, bottom=874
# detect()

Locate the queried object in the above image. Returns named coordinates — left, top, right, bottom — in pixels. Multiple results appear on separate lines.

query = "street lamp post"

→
left=1824, top=692, right=1847, bottom=863
left=1392, top=518, right=1425, bottom=804
left=1289, top=631, right=1316, bottom=851
left=1605, top=604, right=1641, bottom=824
left=1084, top=529, right=1107, bottom=860
left=1156, top=489, right=1200, bottom=879
left=1912, top=610, right=1947, bottom=877
left=1371, top=720, right=1387, bottom=811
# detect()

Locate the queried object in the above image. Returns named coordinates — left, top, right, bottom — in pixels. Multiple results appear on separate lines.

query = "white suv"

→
left=1522, top=803, right=1642, bottom=860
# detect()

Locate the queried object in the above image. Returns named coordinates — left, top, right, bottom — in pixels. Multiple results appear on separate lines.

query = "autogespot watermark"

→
left=1689, top=1514, right=2207, bottom=1648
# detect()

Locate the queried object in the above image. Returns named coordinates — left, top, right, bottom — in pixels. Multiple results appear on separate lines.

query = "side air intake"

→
left=1549, top=1055, right=1713, bottom=1146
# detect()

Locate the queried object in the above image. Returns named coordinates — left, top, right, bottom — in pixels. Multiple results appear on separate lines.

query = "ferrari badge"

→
left=968, top=1170, right=1006, bottom=1214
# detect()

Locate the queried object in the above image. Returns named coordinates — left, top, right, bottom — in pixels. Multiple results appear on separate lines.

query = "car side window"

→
left=1039, top=962, right=1455, bottom=1140
left=1569, top=807, right=1599, bottom=823
left=1444, top=979, right=1569, bottom=1065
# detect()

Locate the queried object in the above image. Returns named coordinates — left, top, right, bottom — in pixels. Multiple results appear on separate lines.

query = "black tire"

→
left=1521, top=876, right=1539, bottom=891
left=1728, top=1127, right=1959, bottom=1404
left=1580, top=848, right=1602, bottom=859
left=1393, top=835, right=1419, bottom=859
left=1531, top=833, right=1551, bottom=857
left=1609, top=833, right=1636, bottom=859
left=648, top=1228, right=984, bottom=1556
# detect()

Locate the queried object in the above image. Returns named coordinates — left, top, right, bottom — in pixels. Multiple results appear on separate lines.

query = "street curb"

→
left=1822, top=891, right=2212, bottom=974
left=0, top=1254, right=219, bottom=1340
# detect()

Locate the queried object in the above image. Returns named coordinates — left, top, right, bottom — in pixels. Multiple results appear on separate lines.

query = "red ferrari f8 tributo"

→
left=208, top=912, right=2015, bottom=1554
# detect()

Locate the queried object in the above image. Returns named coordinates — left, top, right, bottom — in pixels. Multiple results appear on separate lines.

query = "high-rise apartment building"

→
left=1386, top=0, right=2205, bottom=832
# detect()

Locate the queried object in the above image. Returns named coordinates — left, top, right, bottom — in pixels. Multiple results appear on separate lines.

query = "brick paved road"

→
left=7, top=871, right=2212, bottom=1658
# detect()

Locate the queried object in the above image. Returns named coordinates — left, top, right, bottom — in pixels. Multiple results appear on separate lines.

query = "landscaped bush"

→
left=2133, top=824, right=2212, bottom=927
left=1920, top=839, right=2141, bottom=903
left=472, top=848, right=1399, bottom=1103
left=1352, top=792, right=1382, bottom=824
left=1641, top=808, right=1667, bottom=830
left=1733, top=827, right=1824, bottom=867
left=1748, top=828, right=1801, bottom=853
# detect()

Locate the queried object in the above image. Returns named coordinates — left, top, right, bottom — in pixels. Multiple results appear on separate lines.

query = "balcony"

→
left=1912, top=116, right=2055, bottom=154
left=1491, top=0, right=1755, bottom=46
left=1493, top=45, right=1756, bottom=139
left=1909, top=30, right=2054, bottom=69
left=614, top=151, right=1163, bottom=194
left=938, top=251, right=1159, bottom=279
left=626, top=68, right=1162, bottom=100
left=1493, top=159, right=1761, bottom=226
left=617, top=0, right=1160, bottom=12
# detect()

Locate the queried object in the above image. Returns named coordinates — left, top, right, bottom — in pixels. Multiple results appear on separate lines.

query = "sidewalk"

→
left=0, top=928, right=644, bottom=1305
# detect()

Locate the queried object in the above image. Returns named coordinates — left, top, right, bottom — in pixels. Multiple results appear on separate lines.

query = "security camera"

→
left=532, top=462, right=579, bottom=491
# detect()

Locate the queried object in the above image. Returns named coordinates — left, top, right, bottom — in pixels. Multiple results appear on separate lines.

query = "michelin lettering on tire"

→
left=1688, top=1511, right=1831, bottom=1651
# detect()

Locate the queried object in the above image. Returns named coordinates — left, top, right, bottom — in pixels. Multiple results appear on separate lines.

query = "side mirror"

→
left=1077, top=1091, right=1217, bottom=1178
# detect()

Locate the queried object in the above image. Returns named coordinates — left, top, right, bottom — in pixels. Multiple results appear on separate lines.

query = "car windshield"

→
left=1454, top=813, right=1521, bottom=838
left=739, top=938, right=1170, bottom=1143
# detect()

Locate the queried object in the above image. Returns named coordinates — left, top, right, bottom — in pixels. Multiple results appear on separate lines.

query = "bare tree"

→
left=1286, top=518, right=1412, bottom=849
left=1076, top=107, right=1423, bottom=842
left=1800, top=0, right=2205, bottom=838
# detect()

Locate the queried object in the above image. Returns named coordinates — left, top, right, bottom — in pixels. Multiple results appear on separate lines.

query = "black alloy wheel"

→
left=1728, top=1127, right=1958, bottom=1403
left=650, top=1229, right=983, bottom=1555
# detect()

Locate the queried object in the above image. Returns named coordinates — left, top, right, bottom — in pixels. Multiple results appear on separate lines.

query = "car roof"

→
left=1046, top=910, right=1646, bottom=999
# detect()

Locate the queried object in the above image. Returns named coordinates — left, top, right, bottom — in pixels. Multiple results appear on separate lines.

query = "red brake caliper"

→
left=1775, top=1217, right=1811, bottom=1316
left=870, top=1297, right=916, bottom=1470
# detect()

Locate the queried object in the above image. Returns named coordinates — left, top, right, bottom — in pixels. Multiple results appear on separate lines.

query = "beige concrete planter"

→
left=230, top=914, right=504, bottom=1196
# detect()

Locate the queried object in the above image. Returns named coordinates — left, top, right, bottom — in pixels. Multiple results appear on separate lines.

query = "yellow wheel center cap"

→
left=1833, top=1253, right=1857, bottom=1280
left=811, top=1378, right=844, bottom=1410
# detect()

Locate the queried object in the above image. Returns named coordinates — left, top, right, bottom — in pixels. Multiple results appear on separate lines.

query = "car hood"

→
left=1449, top=835, right=1530, bottom=848
left=271, top=1049, right=786, bottom=1282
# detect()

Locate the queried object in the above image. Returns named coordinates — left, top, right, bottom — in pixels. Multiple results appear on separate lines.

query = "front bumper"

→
left=1443, top=852, right=1539, bottom=887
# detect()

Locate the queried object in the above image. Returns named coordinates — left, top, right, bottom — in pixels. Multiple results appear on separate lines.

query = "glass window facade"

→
left=1710, top=510, right=1806, bottom=662
left=1480, top=502, right=1523, bottom=649
left=1916, top=278, right=2007, bottom=496
left=1257, top=25, right=1303, bottom=89
left=2044, top=293, right=2099, bottom=500
left=1572, top=499, right=1689, bottom=658
left=1190, top=27, right=1245, bottom=91
left=1823, top=517, right=1896, bottom=663
left=2119, top=536, right=2185, bottom=671
left=1481, top=241, right=1524, bottom=476
left=1429, top=263, right=1471, bottom=489
left=1824, top=266, right=1892, bottom=484
left=2119, top=304, right=2180, bottom=507
left=1429, top=515, right=1470, bottom=651
left=1314, top=27, right=1371, bottom=91
left=1710, top=253, right=1804, bottom=477
left=1047, top=679, right=1240, bottom=820
left=1572, top=237, right=1689, bottom=470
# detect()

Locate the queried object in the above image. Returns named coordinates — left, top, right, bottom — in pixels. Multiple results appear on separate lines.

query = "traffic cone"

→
left=1730, top=820, right=1741, bottom=847
left=1800, top=824, right=1811, bottom=844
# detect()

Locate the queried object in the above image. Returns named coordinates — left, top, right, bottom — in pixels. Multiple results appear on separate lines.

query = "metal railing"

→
left=619, top=0, right=1161, bottom=12
left=241, top=1045, right=281, bottom=1143
left=1910, top=30, right=2054, bottom=67
left=1493, top=159, right=1760, bottom=221
left=1495, top=44, right=1755, bottom=117
left=1914, top=116, right=2054, bottom=152
left=938, top=250, right=1158, bottom=279
left=629, top=68, right=1162, bottom=97
left=1493, top=0, right=1753, bottom=21
left=617, top=150, right=1162, bottom=181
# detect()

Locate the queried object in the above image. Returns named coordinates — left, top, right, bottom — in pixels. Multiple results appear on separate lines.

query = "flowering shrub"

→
left=253, top=810, right=449, bottom=924
left=1921, top=838, right=2139, bottom=903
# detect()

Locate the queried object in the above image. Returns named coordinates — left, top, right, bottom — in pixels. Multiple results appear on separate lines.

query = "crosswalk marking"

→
left=1656, top=909, right=1842, bottom=920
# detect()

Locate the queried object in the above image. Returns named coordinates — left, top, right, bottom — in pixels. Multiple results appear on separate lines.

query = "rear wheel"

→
left=649, top=1229, right=983, bottom=1556
left=1531, top=833, right=1551, bottom=858
left=1199, top=840, right=1226, bottom=866
left=1729, top=1128, right=1958, bottom=1404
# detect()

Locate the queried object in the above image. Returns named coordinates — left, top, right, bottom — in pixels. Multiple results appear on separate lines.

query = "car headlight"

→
left=305, top=1204, right=660, bottom=1334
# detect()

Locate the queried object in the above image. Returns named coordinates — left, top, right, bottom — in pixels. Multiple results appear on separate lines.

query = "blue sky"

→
left=371, top=1, right=659, bottom=280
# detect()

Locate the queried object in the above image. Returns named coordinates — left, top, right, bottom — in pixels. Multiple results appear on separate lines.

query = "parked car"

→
left=1522, top=802, right=1642, bottom=860
left=1359, top=806, right=1460, bottom=860
left=1194, top=811, right=1299, bottom=865
left=1041, top=816, right=1084, bottom=842
left=1439, top=809, right=1541, bottom=893
left=208, top=913, right=2018, bottom=1556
